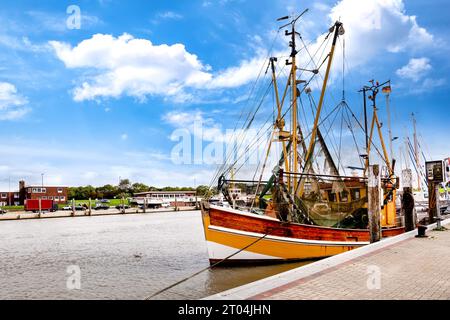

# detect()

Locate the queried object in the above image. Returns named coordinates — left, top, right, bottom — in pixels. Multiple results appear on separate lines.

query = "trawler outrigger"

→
left=201, top=11, right=404, bottom=264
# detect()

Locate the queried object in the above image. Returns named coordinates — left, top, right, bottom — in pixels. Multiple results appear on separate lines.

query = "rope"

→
left=143, top=231, right=269, bottom=300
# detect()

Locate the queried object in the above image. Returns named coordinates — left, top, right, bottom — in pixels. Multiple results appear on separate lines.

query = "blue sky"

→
left=0, top=0, right=449, bottom=189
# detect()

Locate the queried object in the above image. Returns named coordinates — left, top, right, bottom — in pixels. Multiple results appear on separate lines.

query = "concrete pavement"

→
left=207, top=218, right=450, bottom=300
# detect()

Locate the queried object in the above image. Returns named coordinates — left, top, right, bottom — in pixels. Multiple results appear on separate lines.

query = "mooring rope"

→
left=143, top=231, right=270, bottom=300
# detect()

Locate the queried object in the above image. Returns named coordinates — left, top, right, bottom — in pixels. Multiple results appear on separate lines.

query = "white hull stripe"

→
left=208, top=225, right=369, bottom=247
left=207, top=241, right=279, bottom=260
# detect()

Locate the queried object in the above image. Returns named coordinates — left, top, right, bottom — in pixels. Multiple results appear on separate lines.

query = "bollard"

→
left=72, top=199, right=75, bottom=217
left=402, top=169, right=415, bottom=232
left=88, top=198, right=92, bottom=216
left=368, top=165, right=382, bottom=243
left=416, top=224, right=428, bottom=238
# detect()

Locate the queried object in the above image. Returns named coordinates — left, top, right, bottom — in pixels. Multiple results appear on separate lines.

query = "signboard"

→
left=425, top=160, right=444, bottom=183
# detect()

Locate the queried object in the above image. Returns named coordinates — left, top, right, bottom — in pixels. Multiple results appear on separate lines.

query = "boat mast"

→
left=277, top=9, right=308, bottom=194
left=298, top=21, right=344, bottom=197
left=412, top=113, right=421, bottom=191
left=269, top=57, right=290, bottom=179
left=286, top=18, right=299, bottom=193
left=366, top=80, right=393, bottom=176
left=384, top=84, right=394, bottom=163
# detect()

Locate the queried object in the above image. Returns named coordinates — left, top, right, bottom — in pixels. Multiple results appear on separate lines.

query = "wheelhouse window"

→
left=351, top=189, right=361, bottom=200
left=327, top=190, right=336, bottom=202
left=339, top=191, right=349, bottom=202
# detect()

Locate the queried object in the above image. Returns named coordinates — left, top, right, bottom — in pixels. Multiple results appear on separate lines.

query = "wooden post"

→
left=436, top=185, right=442, bottom=229
left=195, top=192, right=198, bottom=210
left=72, top=199, right=75, bottom=217
left=38, top=197, right=42, bottom=218
left=122, top=197, right=125, bottom=214
left=402, top=169, right=415, bottom=231
left=428, top=181, right=437, bottom=224
left=368, top=165, right=382, bottom=243
left=143, top=197, right=146, bottom=213
left=88, top=198, right=92, bottom=216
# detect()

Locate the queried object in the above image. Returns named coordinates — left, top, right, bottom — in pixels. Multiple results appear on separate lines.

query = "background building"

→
left=133, top=190, right=197, bottom=207
left=0, top=180, right=68, bottom=206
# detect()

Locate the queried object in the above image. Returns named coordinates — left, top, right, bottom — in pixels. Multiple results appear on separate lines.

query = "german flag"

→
left=382, top=85, right=392, bottom=94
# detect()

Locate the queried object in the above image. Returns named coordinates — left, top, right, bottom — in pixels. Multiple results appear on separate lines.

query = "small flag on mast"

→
left=382, top=85, right=392, bottom=94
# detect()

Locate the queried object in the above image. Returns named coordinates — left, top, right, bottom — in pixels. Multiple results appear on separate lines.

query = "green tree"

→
left=96, top=184, right=119, bottom=199
left=196, top=185, right=210, bottom=196
left=131, top=183, right=149, bottom=194
left=119, top=179, right=131, bottom=192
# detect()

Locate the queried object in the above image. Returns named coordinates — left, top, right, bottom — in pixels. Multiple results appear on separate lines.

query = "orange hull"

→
left=201, top=203, right=404, bottom=264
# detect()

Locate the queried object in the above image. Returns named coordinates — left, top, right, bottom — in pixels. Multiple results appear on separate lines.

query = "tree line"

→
left=67, top=179, right=213, bottom=200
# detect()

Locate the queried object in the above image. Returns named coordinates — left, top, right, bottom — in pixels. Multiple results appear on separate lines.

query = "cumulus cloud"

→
left=209, top=54, right=267, bottom=89
left=50, top=33, right=212, bottom=102
left=0, top=82, right=30, bottom=120
left=396, top=57, right=431, bottom=81
left=328, top=0, right=433, bottom=63
left=50, top=0, right=437, bottom=102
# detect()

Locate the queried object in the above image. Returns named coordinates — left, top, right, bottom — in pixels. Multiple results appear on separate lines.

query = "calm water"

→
left=0, top=211, right=308, bottom=300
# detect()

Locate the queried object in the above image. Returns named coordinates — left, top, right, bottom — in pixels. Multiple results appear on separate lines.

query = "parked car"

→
left=62, top=205, right=72, bottom=210
left=94, top=204, right=110, bottom=210
left=0, top=209, right=7, bottom=214
left=100, top=199, right=110, bottom=203
left=115, top=204, right=130, bottom=210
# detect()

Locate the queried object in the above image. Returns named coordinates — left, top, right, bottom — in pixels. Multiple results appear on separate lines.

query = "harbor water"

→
left=0, top=210, right=308, bottom=299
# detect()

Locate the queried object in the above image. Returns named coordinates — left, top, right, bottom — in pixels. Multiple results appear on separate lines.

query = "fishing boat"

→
left=201, top=11, right=404, bottom=264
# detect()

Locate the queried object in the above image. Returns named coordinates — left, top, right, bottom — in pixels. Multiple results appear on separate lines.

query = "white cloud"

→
left=209, top=54, right=267, bottom=89
left=329, top=0, right=433, bottom=63
left=0, top=82, right=30, bottom=120
left=49, top=0, right=438, bottom=103
left=412, top=77, right=446, bottom=95
left=396, top=57, right=431, bottom=82
left=50, top=33, right=212, bottom=102
left=121, top=133, right=128, bottom=141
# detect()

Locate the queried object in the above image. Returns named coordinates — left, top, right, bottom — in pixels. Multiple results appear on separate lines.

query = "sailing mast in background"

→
left=382, top=84, right=394, bottom=166
left=412, top=113, right=421, bottom=191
